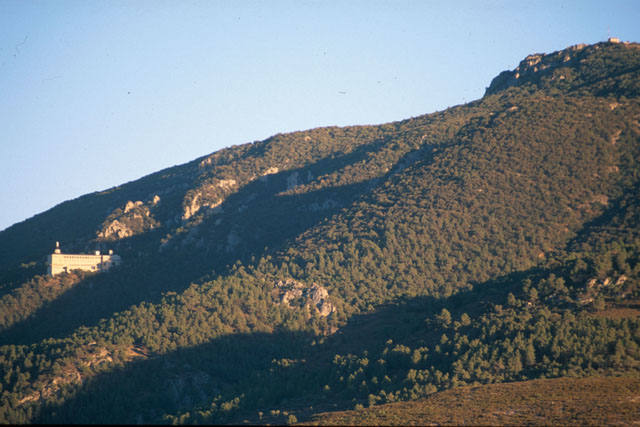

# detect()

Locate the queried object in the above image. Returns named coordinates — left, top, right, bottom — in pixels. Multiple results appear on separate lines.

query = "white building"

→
left=47, top=242, right=121, bottom=276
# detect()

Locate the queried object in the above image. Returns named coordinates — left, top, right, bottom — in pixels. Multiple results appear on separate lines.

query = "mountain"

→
left=1, top=40, right=639, bottom=424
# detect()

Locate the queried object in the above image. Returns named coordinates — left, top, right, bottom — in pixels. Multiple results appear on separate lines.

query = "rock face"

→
left=263, top=166, right=280, bottom=176
left=124, top=200, right=143, bottom=213
left=17, top=343, right=146, bottom=406
left=259, top=166, right=280, bottom=182
left=182, top=193, right=202, bottom=221
left=272, top=279, right=335, bottom=317
left=98, top=219, right=133, bottom=240
left=182, top=179, right=237, bottom=220
left=484, top=40, right=639, bottom=96
left=485, top=44, right=588, bottom=95
left=97, top=199, right=159, bottom=241
left=586, top=275, right=627, bottom=289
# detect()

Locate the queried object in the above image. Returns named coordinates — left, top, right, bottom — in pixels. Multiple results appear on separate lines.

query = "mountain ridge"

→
left=485, top=39, right=640, bottom=96
left=1, top=40, right=639, bottom=424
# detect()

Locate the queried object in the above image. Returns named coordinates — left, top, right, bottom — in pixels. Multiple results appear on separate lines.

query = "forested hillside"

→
left=1, top=40, right=639, bottom=424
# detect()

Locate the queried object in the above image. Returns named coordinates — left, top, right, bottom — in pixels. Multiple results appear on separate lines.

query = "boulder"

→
left=273, top=279, right=335, bottom=317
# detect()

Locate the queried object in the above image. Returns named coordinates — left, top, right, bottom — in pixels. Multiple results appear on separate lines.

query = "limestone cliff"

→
left=97, top=197, right=160, bottom=241
left=272, top=278, right=335, bottom=317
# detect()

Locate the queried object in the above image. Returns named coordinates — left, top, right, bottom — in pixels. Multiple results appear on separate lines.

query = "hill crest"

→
left=485, top=39, right=640, bottom=96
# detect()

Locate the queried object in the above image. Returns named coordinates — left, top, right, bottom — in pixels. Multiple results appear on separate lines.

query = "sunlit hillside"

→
left=1, top=40, right=639, bottom=424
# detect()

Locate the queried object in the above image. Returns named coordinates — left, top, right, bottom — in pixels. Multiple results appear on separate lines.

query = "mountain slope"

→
left=304, top=376, right=640, bottom=426
left=1, top=40, right=639, bottom=424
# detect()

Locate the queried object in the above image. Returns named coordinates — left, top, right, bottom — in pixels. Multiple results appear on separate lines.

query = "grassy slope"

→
left=305, top=376, right=640, bottom=426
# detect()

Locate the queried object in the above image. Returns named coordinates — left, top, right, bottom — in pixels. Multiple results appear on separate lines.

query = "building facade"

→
left=47, top=242, right=121, bottom=276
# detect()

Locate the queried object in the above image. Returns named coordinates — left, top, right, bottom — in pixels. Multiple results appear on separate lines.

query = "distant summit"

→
left=485, top=39, right=640, bottom=96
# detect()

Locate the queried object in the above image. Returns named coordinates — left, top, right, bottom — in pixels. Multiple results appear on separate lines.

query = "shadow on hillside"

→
left=0, top=158, right=201, bottom=274
left=31, top=303, right=440, bottom=424
left=0, top=140, right=435, bottom=346
left=565, top=182, right=640, bottom=251
left=0, top=262, right=47, bottom=298
left=29, top=267, right=537, bottom=424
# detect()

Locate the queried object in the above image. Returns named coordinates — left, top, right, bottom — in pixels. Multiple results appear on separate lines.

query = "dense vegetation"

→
left=0, top=40, right=639, bottom=424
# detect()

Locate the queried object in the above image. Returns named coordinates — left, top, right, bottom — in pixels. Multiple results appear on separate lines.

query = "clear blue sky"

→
left=1, top=0, right=639, bottom=231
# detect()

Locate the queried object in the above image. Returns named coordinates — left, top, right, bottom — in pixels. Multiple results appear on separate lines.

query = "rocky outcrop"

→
left=263, top=166, right=280, bottom=176
left=591, top=194, right=609, bottom=206
left=182, top=179, right=237, bottom=220
left=182, top=193, right=202, bottom=220
left=485, top=44, right=587, bottom=95
left=98, top=219, right=133, bottom=240
left=485, top=41, right=639, bottom=96
left=123, top=200, right=143, bottom=213
left=18, top=343, right=148, bottom=406
left=97, top=198, right=159, bottom=241
left=586, top=275, right=627, bottom=289
left=610, top=129, right=622, bottom=145
left=272, top=279, right=335, bottom=317
left=199, top=156, right=214, bottom=168
left=259, top=166, right=280, bottom=182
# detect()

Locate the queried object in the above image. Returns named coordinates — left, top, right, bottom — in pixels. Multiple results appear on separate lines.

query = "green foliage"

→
left=0, top=41, right=639, bottom=424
